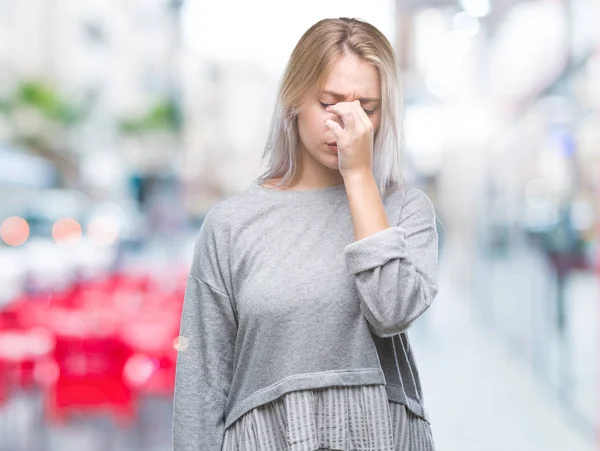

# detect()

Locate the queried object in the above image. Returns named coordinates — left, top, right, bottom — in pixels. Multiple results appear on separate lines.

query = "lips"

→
left=326, top=142, right=337, bottom=147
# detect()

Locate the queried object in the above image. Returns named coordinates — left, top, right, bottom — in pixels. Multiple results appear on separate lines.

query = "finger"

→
left=326, top=103, right=355, bottom=131
left=351, top=100, right=375, bottom=131
left=350, top=100, right=369, bottom=131
left=324, top=119, right=345, bottom=142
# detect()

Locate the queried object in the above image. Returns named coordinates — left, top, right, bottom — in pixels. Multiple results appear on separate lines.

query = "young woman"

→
left=173, top=17, right=439, bottom=451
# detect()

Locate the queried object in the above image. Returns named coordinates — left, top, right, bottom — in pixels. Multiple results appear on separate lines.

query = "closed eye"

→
left=319, top=101, right=376, bottom=116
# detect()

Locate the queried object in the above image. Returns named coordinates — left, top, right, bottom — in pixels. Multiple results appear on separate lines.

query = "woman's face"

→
left=297, top=53, right=382, bottom=175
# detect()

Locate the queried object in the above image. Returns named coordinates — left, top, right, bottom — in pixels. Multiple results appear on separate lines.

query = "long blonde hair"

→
left=257, top=17, right=404, bottom=196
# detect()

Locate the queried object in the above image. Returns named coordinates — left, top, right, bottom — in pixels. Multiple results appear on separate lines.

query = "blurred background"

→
left=0, top=0, right=598, bottom=450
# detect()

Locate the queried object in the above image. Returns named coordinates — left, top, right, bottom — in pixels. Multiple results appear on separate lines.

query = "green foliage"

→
left=119, top=97, right=180, bottom=135
left=0, top=79, right=180, bottom=140
left=0, top=80, right=87, bottom=126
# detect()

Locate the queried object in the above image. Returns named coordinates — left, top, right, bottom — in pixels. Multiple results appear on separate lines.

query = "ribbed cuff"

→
left=343, top=226, right=408, bottom=275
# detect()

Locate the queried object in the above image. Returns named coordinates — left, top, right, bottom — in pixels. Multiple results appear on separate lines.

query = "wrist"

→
left=342, top=170, right=374, bottom=185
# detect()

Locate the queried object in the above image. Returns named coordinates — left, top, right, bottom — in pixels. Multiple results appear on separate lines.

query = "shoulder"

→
left=386, top=184, right=434, bottom=212
left=189, top=195, right=244, bottom=285
left=198, top=188, right=254, bottom=232
left=388, top=185, right=436, bottom=226
left=194, top=185, right=268, bottom=250
left=401, top=186, right=434, bottom=211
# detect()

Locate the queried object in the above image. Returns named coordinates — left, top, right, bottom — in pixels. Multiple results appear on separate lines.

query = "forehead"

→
left=321, top=55, right=380, bottom=100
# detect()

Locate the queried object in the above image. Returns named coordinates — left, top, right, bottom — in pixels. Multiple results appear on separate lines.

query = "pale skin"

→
left=262, top=53, right=390, bottom=241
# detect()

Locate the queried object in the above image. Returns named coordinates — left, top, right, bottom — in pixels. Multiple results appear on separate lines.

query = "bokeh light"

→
left=52, top=218, right=82, bottom=244
left=87, top=215, right=120, bottom=247
left=173, top=335, right=189, bottom=352
left=0, top=216, right=30, bottom=246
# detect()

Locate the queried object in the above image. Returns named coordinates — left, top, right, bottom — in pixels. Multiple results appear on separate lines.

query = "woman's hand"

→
left=324, top=100, right=375, bottom=179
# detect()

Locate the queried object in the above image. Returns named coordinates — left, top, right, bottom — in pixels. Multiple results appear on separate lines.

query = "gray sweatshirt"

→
left=172, top=178, right=439, bottom=451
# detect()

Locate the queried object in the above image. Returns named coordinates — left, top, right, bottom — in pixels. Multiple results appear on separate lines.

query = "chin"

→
left=321, top=159, right=340, bottom=170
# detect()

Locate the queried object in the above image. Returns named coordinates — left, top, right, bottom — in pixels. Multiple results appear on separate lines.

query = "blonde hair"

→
left=257, top=17, right=404, bottom=196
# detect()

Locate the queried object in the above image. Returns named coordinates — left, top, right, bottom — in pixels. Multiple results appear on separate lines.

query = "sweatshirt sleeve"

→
left=173, top=211, right=237, bottom=451
left=343, top=187, right=439, bottom=338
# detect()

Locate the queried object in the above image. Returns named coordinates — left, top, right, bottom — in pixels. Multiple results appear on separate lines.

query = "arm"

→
left=343, top=185, right=439, bottom=338
left=173, top=212, right=237, bottom=451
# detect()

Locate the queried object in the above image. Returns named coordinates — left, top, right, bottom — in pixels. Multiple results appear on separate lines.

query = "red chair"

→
left=0, top=327, right=55, bottom=391
left=44, top=311, right=136, bottom=426
left=120, top=314, right=178, bottom=396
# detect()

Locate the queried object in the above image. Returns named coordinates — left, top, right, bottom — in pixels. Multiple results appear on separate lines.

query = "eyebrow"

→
left=321, top=90, right=381, bottom=103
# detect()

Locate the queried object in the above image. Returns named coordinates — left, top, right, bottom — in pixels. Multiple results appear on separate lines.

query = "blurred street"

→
left=412, top=238, right=595, bottom=451
left=1, top=0, right=599, bottom=449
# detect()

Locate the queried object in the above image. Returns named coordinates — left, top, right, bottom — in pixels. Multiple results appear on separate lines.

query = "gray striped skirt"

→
left=222, top=384, right=436, bottom=451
